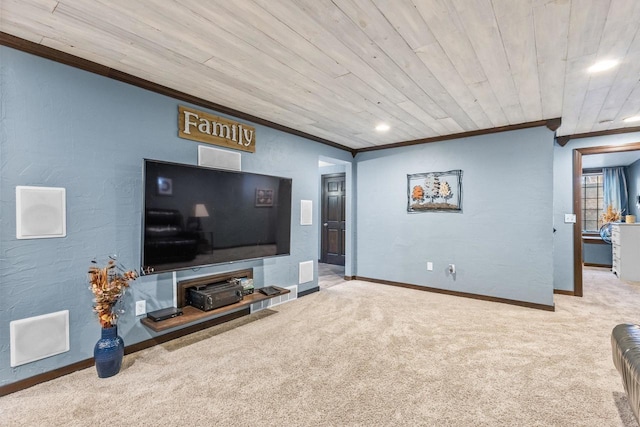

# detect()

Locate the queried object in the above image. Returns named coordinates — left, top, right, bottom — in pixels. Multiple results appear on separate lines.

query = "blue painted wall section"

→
left=552, top=131, right=640, bottom=292
left=355, top=127, right=555, bottom=307
left=583, top=241, right=612, bottom=266
left=0, top=46, right=353, bottom=387
left=627, top=158, right=640, bottom=218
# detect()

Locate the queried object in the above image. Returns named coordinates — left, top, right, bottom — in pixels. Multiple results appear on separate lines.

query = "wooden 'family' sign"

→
left=178, top=105, right=256, bottom=153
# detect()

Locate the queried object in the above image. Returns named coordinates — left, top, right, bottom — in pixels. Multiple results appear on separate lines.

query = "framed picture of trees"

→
left=407, top=170, right=462, bottom=213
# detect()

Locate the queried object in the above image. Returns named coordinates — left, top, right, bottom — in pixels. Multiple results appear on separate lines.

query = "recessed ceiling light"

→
left=375, top=123, right=390, bottom=132
left=588, top=59, right=619, bottom=73
left=623, top=115, right=640, bottom=123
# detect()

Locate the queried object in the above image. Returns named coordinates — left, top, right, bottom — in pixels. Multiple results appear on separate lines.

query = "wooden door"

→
left=321, top=173, right=346, bottom=265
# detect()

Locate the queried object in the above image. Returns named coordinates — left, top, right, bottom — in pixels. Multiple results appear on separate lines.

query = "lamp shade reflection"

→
left=191, top=203, right=209, bottom=231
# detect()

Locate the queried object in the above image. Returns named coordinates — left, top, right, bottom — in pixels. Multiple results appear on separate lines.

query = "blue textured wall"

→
left=583, top=242, right=612, bottom=266
left=628, top=158, right=640, bottom=218
left=552, top=131, right=640, bottom=292
left=355, top=127, right=555, bottom=306
left=0, top=46, right=353, bottom=386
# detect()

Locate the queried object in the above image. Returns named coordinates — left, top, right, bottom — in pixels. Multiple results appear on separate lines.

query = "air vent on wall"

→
left=16, top=186, right=66, bottom=239
left=299, top=261, right=314, bottom=284
left=198, top=145, right=241, bottom=171
left=301, top=200, right=313, bottom=225
left=251, top=285, right=298, bottom=312
left=10, top=310, right=70, bottom=367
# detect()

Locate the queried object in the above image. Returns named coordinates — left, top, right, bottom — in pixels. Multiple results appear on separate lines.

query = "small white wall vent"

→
left=10, top=310, right=70, bottom=367
left=299, top=261, right=314, bottom=284
left=300, top=200, right=313, bottom=225
left=251, top=285, right=298, bottom=312
left=16, top=186, right=66, bottom=239
left=270, top=285, right=298, bottom=307
left=198, top=145, right=241, bottom=171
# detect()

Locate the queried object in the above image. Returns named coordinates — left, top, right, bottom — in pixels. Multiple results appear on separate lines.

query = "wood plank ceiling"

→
left=2, top=0, right=640, bottom=150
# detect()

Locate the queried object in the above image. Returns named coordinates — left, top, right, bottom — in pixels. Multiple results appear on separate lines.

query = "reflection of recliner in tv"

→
left=144, top=209, right=198, bottom=265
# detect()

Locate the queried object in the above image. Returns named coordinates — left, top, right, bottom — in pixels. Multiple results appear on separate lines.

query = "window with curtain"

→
left=581, top=172, right=604, bottom=232
left=603, top=166, right=629, bottom=217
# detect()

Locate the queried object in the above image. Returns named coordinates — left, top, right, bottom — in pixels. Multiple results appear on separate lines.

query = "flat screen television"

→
left=141, top=159, right=292, bottom=274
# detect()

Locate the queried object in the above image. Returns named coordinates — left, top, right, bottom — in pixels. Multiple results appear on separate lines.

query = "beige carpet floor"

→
left=1, top=267, right=639, bottom=426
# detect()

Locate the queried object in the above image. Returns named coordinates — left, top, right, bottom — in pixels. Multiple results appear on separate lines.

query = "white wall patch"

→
left=299, top=260, right=314, bottom=284
left=300, top=200, right=313, bottom=225
left=10, top=310, right=70, bottom=367
left=16, top=186, right=66, bottom=239
left=198, top=145, right=241, bottom=171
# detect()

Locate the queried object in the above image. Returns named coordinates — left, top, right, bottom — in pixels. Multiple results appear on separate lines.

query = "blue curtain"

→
left=603, top=167, right=628, bottom=215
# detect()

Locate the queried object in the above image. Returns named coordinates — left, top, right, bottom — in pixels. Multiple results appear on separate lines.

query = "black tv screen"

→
left=141, top=159, right=292, bottom=274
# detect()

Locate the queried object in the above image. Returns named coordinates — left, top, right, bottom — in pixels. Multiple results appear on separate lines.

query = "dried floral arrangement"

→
left=601, top=205, right=622, bottom=224
left=88, top=256, right=138, bottom=328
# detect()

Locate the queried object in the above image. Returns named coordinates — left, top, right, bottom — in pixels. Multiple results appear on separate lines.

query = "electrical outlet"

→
left=427, top=262, right=433, bottom=271
left=448, top=264, right=456, bottom=274
left=564, top=213, right=576, bottom=223
left=135, top=300, right=146, bottom=316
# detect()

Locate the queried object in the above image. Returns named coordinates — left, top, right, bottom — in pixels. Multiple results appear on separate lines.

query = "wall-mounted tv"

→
left=141, top=159, right=292, bottom=274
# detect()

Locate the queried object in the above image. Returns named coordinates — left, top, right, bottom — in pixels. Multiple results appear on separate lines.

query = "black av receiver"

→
left=187, top=282, right=243, bottom=311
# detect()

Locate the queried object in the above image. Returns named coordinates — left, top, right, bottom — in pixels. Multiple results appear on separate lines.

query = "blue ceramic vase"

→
left=94, top=325, right=124, bottom=378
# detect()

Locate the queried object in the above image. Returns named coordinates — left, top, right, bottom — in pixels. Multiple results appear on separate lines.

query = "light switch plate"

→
left=564, top=214, right=576, bottom=224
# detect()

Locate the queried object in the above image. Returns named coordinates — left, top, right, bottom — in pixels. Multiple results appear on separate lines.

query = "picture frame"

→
left=407, top=170, right=462, bottom=213
left=255, top=188, right=274, bottom=207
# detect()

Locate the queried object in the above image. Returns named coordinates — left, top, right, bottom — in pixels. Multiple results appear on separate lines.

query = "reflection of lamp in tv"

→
left=192, top=203, right=209, bottom=231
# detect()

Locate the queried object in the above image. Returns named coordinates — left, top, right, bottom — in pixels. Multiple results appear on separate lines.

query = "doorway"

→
left=572, top=142, right=640, bottom=296
left=320, top=173, right=346, bottom=266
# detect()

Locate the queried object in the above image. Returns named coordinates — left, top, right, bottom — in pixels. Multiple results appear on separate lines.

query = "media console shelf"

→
left=140, top=268, right=290, bottom=333
left=140, top=287, right=290, bottom=332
